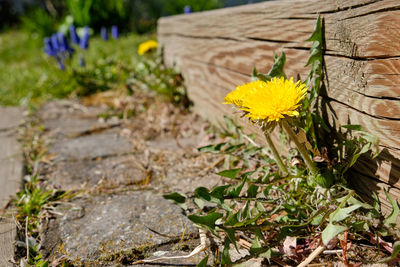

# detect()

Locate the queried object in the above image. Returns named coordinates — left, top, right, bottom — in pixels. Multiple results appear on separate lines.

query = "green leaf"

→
left=218, top=168, right=241, bottom=179
left=307, top=15, right=322, bottom=42
left=163, top=192, right=186, bottom=204
left=380, top=241, right=400, bottom=263
left=247, top=185, right=259, bottom=198
left=224, top=211, right=240, bottom=227
left=311, top=213, right=323, bottom=226
left=163, top=192, right=187, bottom=209
left=336, top=196, right=373, bottom=210
left=224, top=116, right=237, bottom=133
left=211, top=185, right=231, bottom=199
left=267, top=51, right=286, bottom=79
left=195, top=187, right=211, bottom=201
left=250, top=236, right=263, bottom=254
left=384, top=190, right=399, bottom=227
left=341, top=124, right=365, bottom=131
left=196, top=255, right=209, bottom=267
left=225, top=228, right=238, bottom=251
left=259, top=248, right=279, bottom=260
left=221, top=238, right=232, bottom=265
left=188, top=212, right=223, bottom=236
left=197, top=142, right=227, bottom=153
left=330, top=204, right=362, bottom=222
left=225, top=143, right=245, bottom=153
left=226, top=178, right=246, bottom=198
left=321, top=223, right=347, bottom=245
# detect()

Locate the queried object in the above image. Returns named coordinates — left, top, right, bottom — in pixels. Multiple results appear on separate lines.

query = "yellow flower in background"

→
left=138, top=40, right=158, bottom=55
left=224, top=77, right=307, bottom=122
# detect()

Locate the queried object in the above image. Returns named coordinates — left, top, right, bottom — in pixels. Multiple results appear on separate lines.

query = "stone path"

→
left=0, top=107, right=24, bottom=266
left=35, top=100, right=222, bottom=266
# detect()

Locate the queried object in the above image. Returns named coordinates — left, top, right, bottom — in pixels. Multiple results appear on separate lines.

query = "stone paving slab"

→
left=41, top=191, right=198, bottom=265
left=36, top=100, right=223, bottom=266
left=0, top=106, right=24, bottom=131
left=49, top=129, right=134, bottom=161
left=0, top=107, right=24, bottom=266
left=42, top=155, right=147, bottom=191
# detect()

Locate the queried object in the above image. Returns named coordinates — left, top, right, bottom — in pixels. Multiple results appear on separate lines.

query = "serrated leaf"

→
left=341, top=124, right=365, bottom=131
left=163, top=192, right=187, bottom=209
left=195, top=187, right=211, bottom=201
left=322, top=223, right=347, bottom=245
left=225, top=228, right=238, bottom=252
left=259, top=248, right=279, bottom=260
left=196, top=255, right=209, bottom=267
left=188, top=212, right=223, bottom=236
left=267, top=51, right=286, bottom=79
left=221, top=238, right=232, bottom=265
left=380, top=241, right=400, bottom=263
left=250, top=236, right=263, bottom=254
left=311, top=213, right=323, bottom=226
left=247, top=184, right=259, bottom=198
left=336, top=196, right=373, bottom=210
left=224, top=211, right=240, bottom=227
left=307, top=15, right=322, bottom=42
left=224, top=116, right=237, bottom=133
left=218, top=168, right=241, bottom=179
left=225, top=143, right=245, bottom=153
left=211, top=185, right=231, bottom=199
left=198, top=142, right=227, bottom=153
left=330, top=204, right=362, bottom=222
left=384, top=190, right=399, bottom=227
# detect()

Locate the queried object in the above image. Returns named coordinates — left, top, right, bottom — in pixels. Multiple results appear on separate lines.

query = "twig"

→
left=132, top=229, right=207, bottom=264
left=25, top=216, right=29, bottom=261
left=243, top=134, right=261, bottom=148
left=323, top=249, right=343, bottom=255
left=298, top=245, right=325, bottom=267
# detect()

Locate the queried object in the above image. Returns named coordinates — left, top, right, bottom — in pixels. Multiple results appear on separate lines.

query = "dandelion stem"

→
left=281, top=120, right=319, bottom=176
left=262, top=129, right=288, bottom=175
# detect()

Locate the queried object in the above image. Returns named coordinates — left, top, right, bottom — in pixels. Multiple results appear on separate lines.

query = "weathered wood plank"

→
left=157, top=0, right=400, bottom=206
left=0, top=107, right=24, bottom=266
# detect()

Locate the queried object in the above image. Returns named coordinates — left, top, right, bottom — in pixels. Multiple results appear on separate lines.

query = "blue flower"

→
left=80, top=26, right=90, bottom=49
left=43, top=37, right=57, bottom=56
left=184, top=5, right=191, bottom=14
left=51, top=34, right=59, bottom=52
left=69, top=25, right=80, bottom=45
left=58, top=32, right=74, bottom=56
left=111, top=25, right=119, bottom=39
left=101, top=26, right=108, bottom=40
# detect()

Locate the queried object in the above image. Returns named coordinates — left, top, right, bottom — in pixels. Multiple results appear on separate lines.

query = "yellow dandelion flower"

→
left=224, top=77, right=307, bottom=122
left=138, top=40, right=158, bottom=55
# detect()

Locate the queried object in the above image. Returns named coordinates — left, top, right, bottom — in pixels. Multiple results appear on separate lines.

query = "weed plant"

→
left=164, top=16, right=400, bottom=265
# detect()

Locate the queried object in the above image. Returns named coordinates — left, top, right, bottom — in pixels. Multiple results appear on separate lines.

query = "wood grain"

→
left=157, top=0, right=400, bottom=207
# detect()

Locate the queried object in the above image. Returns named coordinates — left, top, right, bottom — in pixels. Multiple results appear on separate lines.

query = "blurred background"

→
left=0, top=0, right=267, bottom=107
left=1, top=0, right=268, bottom=34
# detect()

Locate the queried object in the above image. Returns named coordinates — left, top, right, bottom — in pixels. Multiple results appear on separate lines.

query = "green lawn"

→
left=0, top=29, right=151, bottom=107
